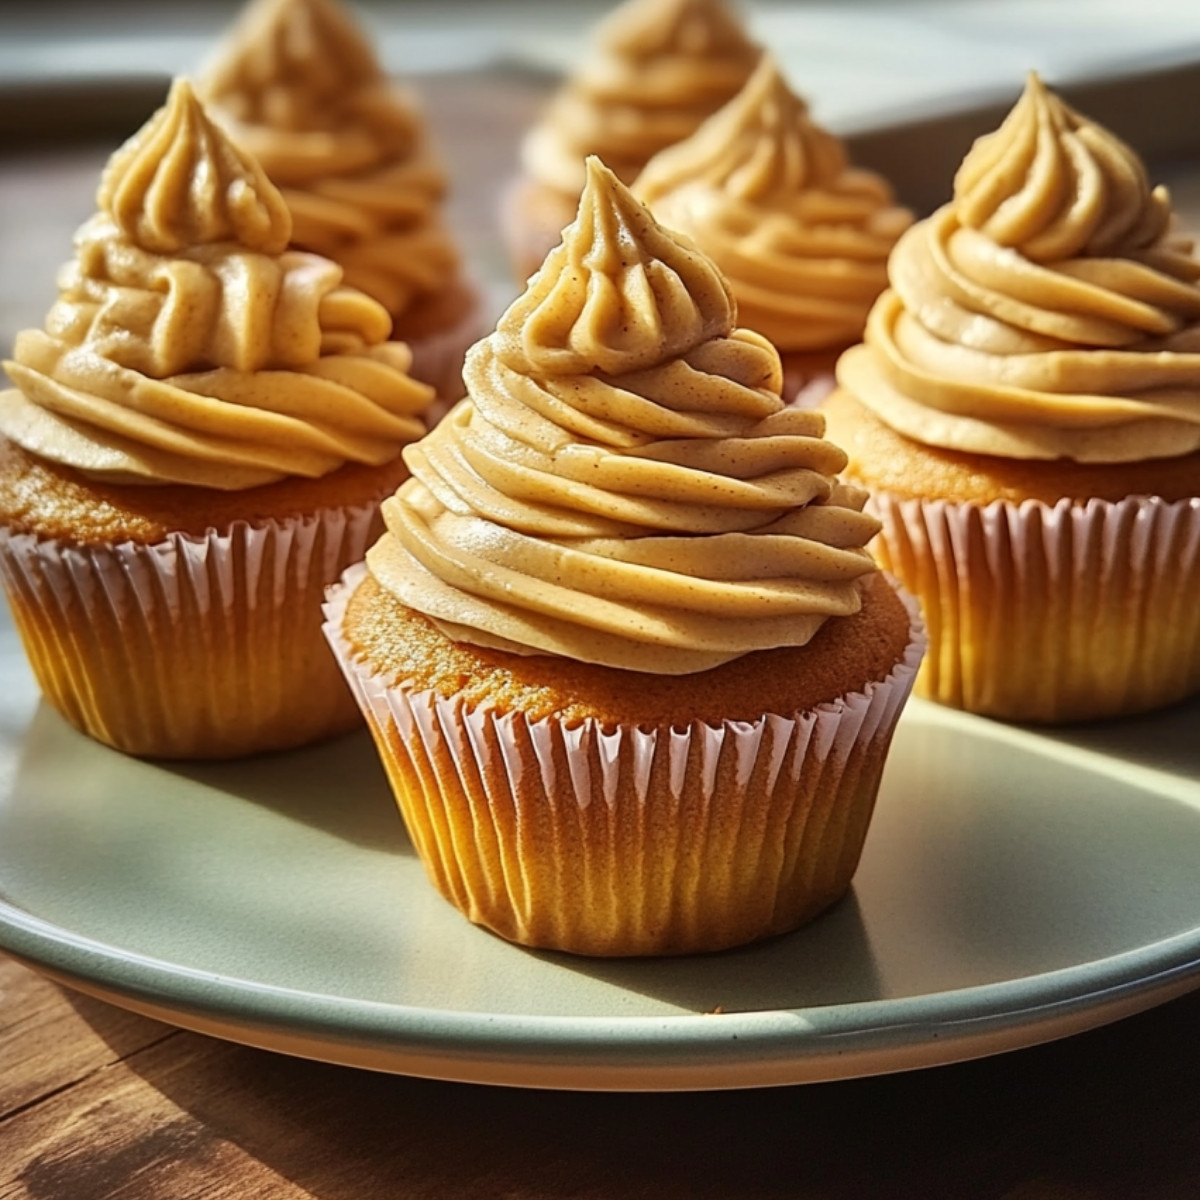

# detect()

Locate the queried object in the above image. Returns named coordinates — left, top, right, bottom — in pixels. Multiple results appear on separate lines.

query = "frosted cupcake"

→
left=199, top=0, right=482, bottom=408
left=823, top=73, right=1200, bottom=723
left=0, top=79, right=434, bottom=759
left=326, top=157, right=924, bottom=957
left=502, top=0, right=761, bottom=283
left=635, top=56, right=912, bottom=405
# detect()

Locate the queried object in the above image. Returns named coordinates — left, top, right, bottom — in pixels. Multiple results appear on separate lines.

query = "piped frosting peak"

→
left=953, top=72, right=1171, bottom=262
left=836, top=73, right=1200, bottom=464
left=200, top=0, right=412, bottom=158
left=365, top=157, right=880, bottom=674
left=496, top=156, right=735, bottom=377
left=637, top=55, right=847, bottom=203
left=634, top=58, right=910, bottom=354
left=520, top=0, right=761, bottom=196
left=99, top=77, right=292, bottom=256
left=1, top=78, right=433, bottom=490
left=599, top=0, right=756, bottom=60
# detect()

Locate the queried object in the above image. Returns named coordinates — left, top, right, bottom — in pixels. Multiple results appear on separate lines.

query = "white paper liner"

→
left=870, top=490, right=1200, bottom=721
left=0, top=503, right=380, bottom=759
left=323, top=564, right=925, bottom=955
left=402, top=277, right=488, bottom=422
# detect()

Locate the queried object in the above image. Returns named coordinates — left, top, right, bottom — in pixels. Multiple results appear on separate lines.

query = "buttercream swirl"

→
left=367, top=158, right=880, bottom=674
left=837, top=73, right=1200, bottom=463
left=520, top=0, right=761, bottom=199
left=200, top=0, right=459, bottom=319
left=0, top=78, right=433, bottom=490
left=636, top=56, right=912, bottom=352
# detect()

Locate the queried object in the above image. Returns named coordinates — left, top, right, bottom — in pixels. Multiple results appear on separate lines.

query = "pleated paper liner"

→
left=324, top=565, right=925, bottom=957
left=0, top=504, right=380, bottom=760
left=870, top=491, right=1200, bottom=723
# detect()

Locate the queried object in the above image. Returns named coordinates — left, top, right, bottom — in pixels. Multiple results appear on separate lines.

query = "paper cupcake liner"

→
left=0, top=503, right=380, bottom=759
left=404, top=280, right=488, bottom=423
left=870, top=490, right=1200, bottom=722
left=323, top=565, right=924, bottom=956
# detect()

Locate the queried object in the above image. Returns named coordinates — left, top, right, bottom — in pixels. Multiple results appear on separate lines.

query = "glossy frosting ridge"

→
left=520, top=0, right=761, bottom=199
left=636, top=56, right=912, bottom=352
left=837, top=73, right=1200, bottom=463
left=367, top=158, right=881, bottom=674
left=200, top=0, right=459, bottom=318
left=1, top=78, right=432, bottom=490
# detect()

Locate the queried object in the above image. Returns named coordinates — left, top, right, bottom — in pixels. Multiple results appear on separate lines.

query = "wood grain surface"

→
left=5, top=60, right=1200, bottom=1200
left=5, top=950, right=1200, bottom=1198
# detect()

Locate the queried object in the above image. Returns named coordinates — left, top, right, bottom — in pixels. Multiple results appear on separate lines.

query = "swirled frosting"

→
left=366, top=157, right=880, bottom=674
left=199, top=0, right=459, bottom=319
left=520, top=0, right=761, bottom=199
left=0, top=78, right=433, bottom=490
left=635, top=56, right=912, bottom=352
left=837, top=73, right=1200, bottom=463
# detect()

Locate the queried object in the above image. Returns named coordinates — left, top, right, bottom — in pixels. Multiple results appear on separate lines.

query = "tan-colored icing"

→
left=635, top=56, right=911, bottom=352
left=1, top=78, right=432, bottom=490
left=520, top=0, right=761, bottom=199
left=838, top=73, right=1200, bottom=463
left=200, top=0, right=459, bottom=318
left=366, top=158, right=880, bottom=674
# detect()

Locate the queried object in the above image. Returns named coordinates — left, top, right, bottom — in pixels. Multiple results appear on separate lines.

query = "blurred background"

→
left=3, top=0, right=1200, bottom=340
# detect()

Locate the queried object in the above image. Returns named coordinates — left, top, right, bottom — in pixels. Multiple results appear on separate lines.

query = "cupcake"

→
left=502, top=0, right=761, bottom=284
left=199, top=0, right=483, bottom=409
left=822, top=73, right=1200, bottom=723
left=325, top=157, right=924, bottom=957
left=0, top=79, right=434, bottom=759
left=635, top=55, right=912, bottom=406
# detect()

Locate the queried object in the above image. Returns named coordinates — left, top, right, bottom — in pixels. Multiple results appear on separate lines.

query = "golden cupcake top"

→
left=199, top=0, right=459, bottom=318
left=520, top=0, right=761, bottom=199
left=837, top=73, right=1200, bottom=463
left=1, top=78, right=432, bottom=490
left=635, top=56, right=912, bottom=353
left=366, top=157, right=881, bottom=675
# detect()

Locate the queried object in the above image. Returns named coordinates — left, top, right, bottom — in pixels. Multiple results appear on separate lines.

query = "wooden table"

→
left=3, top=946, right=1200, bottom=1199
left=6, top=53, right=1200, bottom=1200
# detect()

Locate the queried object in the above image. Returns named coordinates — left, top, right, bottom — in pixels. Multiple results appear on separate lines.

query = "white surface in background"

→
left=2, top=0, right=1199, bottom=131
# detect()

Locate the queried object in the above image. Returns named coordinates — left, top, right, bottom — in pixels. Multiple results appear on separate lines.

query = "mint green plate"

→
left=2, top=622, right=1200, bottom=1091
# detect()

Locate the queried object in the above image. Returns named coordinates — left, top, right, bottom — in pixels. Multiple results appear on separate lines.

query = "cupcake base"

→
left=822, top=389, right=1200, bottom=722
left=0, top=445, right=413, bottom=759
left=324, top=567, right=924, bottom=957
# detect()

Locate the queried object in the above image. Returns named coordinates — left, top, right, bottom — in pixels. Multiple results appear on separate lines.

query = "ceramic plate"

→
left=3, top=622, right=1200, bottom=1092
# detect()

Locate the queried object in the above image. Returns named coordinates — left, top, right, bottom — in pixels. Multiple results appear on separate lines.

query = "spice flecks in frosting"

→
left=200, top=0, right=459, bottom=319
left=366, top=159, right=880, bottom=674
left=100, top=78, right=292, bottom=256
left=635, top=56, right=912, bottom=352
left=837, top=73, right=1200, bottom=463
left=497, top=156, right=735, bottom=378
left=520, top=0, right=761, bottom=198
left=954, top=72, right=1171, bottom=262
left=1, top=77, right=433, bottom=490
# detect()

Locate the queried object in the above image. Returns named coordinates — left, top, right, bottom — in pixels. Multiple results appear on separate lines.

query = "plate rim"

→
left=4, top=877, right=1200, bottom=1090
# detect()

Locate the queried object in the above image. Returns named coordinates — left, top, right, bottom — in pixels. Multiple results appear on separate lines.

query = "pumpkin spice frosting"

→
left=823, top=73, right=1200, bottom=722
left=199, top=0, right=479, bottom=403
left=635, top=55, right=911, bottom=367
left=0, top=77, right=435, bottom=760
left=835, top=72, right=1200, bottom=465
left=367, top=156, right=884, bottom=675
left=1, top=78, right=430, bottom=491
left=327, top=155, right=923, bottom=956
left=503, top=0, right=761, bottom=283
